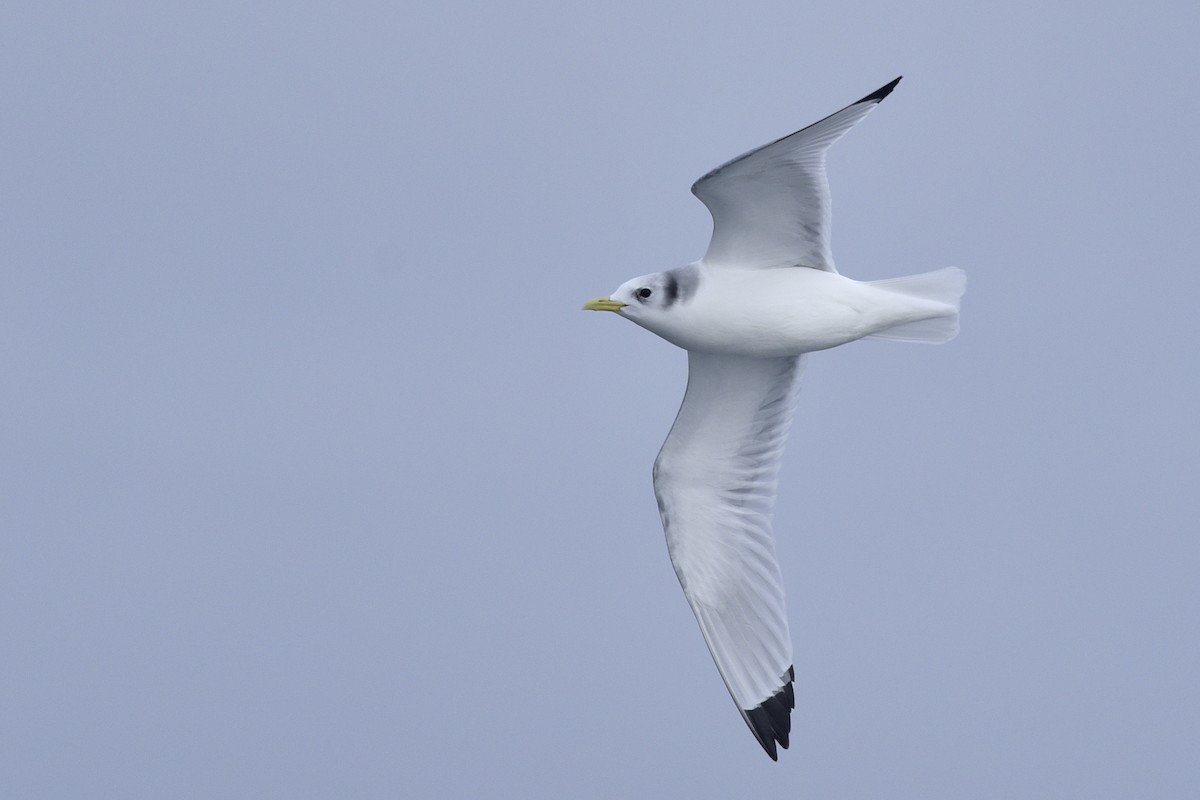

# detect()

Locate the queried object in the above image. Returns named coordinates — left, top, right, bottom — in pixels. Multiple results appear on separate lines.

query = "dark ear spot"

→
left=662, top=274, right=679, bottom=306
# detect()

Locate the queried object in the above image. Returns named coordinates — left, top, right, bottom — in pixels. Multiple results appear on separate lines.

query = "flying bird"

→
left=583, top=77, right=964, bottom=760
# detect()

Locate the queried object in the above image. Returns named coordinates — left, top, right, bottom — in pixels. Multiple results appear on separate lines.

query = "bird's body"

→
left=583, top=77, right=964, bottom=760
left=638, top=264, right=962, bottom=357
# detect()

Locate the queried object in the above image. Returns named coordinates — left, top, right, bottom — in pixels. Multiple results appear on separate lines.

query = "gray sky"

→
left=3, top=1, right=1198, bottom=797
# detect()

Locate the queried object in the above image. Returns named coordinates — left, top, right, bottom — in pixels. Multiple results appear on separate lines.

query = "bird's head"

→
left=582, top=266, right=698, bottom=335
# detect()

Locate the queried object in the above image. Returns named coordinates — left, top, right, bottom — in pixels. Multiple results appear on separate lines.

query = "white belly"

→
left=644, top=268, right=933, bottom=357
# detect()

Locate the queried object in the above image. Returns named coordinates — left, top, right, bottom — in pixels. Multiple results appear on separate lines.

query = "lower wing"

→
left=653, top=350, right=805, bottom=759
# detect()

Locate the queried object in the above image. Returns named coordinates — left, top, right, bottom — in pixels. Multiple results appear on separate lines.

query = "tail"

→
left=866, top=267, right=966, bottom=343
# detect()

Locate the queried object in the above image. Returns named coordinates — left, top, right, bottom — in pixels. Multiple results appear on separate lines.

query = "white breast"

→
left=648, top=268, right=907, bottom=357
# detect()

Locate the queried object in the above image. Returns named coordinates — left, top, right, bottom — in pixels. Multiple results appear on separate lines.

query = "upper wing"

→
left=653, top=351, right=806, bottom=760
left=691, top=77, right=901, bottom=272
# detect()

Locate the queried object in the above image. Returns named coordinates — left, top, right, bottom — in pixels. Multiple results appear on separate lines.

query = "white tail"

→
left=867, top=267, right=966, bottom=343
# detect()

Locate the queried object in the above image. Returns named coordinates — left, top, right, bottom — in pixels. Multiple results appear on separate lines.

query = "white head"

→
left=582, top=265, right=700, bottom=338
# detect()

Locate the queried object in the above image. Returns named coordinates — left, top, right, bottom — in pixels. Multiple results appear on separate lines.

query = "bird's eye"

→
left=637, top=288, right=653, bottom=299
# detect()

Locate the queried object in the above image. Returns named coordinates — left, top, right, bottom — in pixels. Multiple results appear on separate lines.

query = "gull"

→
left=583, top=77, right=964, bottom=760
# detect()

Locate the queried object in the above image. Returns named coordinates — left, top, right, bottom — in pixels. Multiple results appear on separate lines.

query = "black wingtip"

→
left=858, top=76, right=902, bottom=105
left=742, top=666, right=796, bottom=761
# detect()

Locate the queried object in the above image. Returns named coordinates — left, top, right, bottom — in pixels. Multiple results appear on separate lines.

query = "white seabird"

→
left=583, top=77, right=964, bottom=760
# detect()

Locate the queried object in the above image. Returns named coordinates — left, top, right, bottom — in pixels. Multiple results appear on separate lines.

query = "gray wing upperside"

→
left=692, top=77, right=901, bottom=272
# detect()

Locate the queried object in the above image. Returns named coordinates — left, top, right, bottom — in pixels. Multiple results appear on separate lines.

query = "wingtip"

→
left=742, top=666, right=796, bottom=761
left=858, top=76, right=902, bottom=105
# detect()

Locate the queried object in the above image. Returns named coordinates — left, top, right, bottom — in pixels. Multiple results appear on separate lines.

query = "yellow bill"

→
left=582, top=297, right=627, bottom=312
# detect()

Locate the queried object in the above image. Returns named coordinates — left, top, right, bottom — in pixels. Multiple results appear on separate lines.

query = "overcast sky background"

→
left=3, top=1, right=1198, bottom=797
